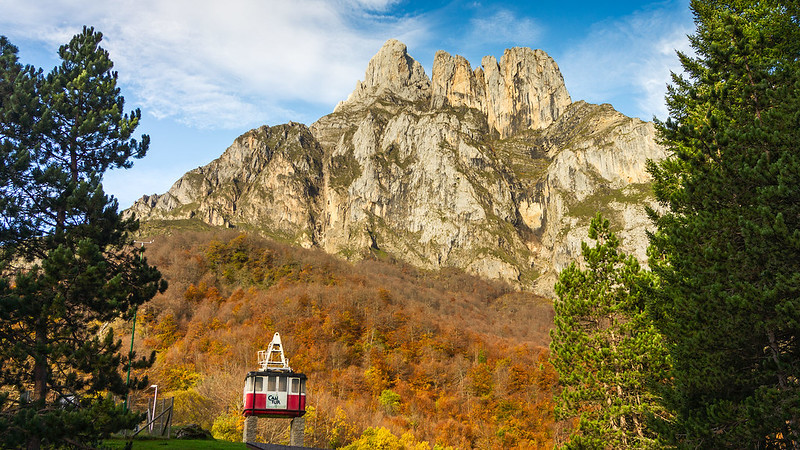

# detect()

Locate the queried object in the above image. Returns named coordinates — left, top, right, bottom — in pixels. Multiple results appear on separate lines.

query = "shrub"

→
left=378, top=389, right=401, bottom=415
left=211, top=410, right=244, bottom=442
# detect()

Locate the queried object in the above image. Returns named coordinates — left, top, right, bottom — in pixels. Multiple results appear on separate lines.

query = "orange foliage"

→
left=124, top=230, right=557, bottom=448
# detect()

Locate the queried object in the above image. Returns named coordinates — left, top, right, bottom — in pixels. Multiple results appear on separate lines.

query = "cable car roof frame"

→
left=259, top=332, right=291, bottom=372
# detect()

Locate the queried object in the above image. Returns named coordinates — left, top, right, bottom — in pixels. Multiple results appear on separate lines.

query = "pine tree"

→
left=647, top=1, right=800, bottom=446
left=551, top=214, right=670, bottom=449
left=0, top=28, right=165, bottom=448
left=0, top=36, right=41, bottom=254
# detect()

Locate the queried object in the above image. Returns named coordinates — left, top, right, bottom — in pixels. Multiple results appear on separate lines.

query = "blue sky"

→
left=0, top=0, right=694, bottom=208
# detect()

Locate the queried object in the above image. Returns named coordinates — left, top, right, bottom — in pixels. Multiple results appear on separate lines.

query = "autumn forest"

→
left=127, top=230, right=559, bottom=448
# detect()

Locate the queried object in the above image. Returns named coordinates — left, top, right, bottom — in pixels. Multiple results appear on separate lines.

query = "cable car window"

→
left=254, top=377, right=263, bottom=391
left=291, top=378, right=300, bottom=394
left=268, top=376, right=276, bottom=391
left=300, top=379, right=306, bottom=394
left=279, top=377, right=287, bottom=392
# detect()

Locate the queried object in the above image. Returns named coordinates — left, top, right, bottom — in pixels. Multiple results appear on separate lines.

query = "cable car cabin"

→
left=243, top=331, right=306, bottom=418
left=242, top=370, right=307, bottom=418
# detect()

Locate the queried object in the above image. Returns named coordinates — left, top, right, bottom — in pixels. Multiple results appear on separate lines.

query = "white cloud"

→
left=0, top=0, right=429, bottom=129
left=469, top=9, right=540, bottom=45
left=345, top=0, right=401, bottom=11
left=1, top=0, right=692, bottom=127
left=558, top=1, right=693, bottom=121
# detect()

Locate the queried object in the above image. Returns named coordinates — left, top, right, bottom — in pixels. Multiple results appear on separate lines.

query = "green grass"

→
left=104, top=438, right=246, bottom=449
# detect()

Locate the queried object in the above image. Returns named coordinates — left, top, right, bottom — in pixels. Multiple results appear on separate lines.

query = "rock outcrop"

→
left=127, top=123, right=323, bottom=247
left=431, top=48, right=572, bottom=137
left=335, top=39, right=431, bottom=111
left=128, top=39, right=665, bottom=296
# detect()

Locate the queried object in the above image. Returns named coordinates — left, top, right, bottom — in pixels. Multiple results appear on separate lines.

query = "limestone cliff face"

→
left=431, top=48, right=572, bottom=137
left=128, top=40, right=665, bottom=295
left=522, top=101, right=666, bottom=291
left=127, top=123, right=323, bottom=247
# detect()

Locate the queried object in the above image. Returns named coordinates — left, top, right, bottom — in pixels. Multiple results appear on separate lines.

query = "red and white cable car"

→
left=242, top=332, right=307, bottom=418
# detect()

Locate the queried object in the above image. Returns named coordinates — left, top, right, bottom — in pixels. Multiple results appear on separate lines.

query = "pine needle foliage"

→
left=0, top=28, right=165, bottom=448
left=647, top=1, right=800, bottom=447
left=551, top=214, right=670, bottom=449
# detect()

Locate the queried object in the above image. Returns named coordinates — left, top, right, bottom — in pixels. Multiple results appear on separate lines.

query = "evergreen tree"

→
left=0, top=28, right=165, bottom=448
left=551, top=214, right=670, bottom=449
left=647, top=1, right=800, bottom=446
left=0, top=36, right=41, bottom=255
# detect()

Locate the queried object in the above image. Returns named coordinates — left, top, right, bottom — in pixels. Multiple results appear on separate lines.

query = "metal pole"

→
left=124, top=240, right=153, bottom=412
left=124, top=305, right=137, bottom=412
left=150, top=384, right=158, bottom=432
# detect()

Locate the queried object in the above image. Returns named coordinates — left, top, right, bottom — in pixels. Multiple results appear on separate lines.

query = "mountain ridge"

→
left=127, top=39, right=665, bottom=296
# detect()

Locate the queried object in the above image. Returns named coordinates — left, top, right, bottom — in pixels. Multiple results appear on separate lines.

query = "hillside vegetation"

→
left=123, top=231, right=558, bottom=448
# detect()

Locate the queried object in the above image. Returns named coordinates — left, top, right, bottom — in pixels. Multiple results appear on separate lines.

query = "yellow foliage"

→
left=160, top=363, right=203, bottom=390
left=378, top=389, right=401, bottom=415
left=303, top=405, right=317, bottom=439
left=364, top=366, right=389, bottom=396
left=151, top=313, right=183, bottom=350
left=344, top=426, right=432, bottom=450
left=211, top=409, right=244, bottom=442
left=468, top=363, right=493, bottom=397
left=171, top=388, right=215, bottom=430
left=327, top=406, right=358, bottom=448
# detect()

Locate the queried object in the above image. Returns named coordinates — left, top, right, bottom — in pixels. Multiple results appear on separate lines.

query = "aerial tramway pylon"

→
left=258, top=332, right=291, bottom=372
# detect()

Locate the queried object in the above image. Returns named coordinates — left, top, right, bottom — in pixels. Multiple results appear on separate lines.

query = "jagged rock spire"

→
left=335, top=39, right=431, bottom=111
left=432, top=47, right=572, bottom=137
left=337, top=39, right=571, bottom=137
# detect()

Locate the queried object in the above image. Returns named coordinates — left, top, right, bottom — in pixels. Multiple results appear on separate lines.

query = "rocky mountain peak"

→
left=129, top=40, right=665, bottom=296
left=336, top=39, right=572, bottom=138
left=432, top=47, right=571, bottom=137
left=335, top=39, right=431, bottom=111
